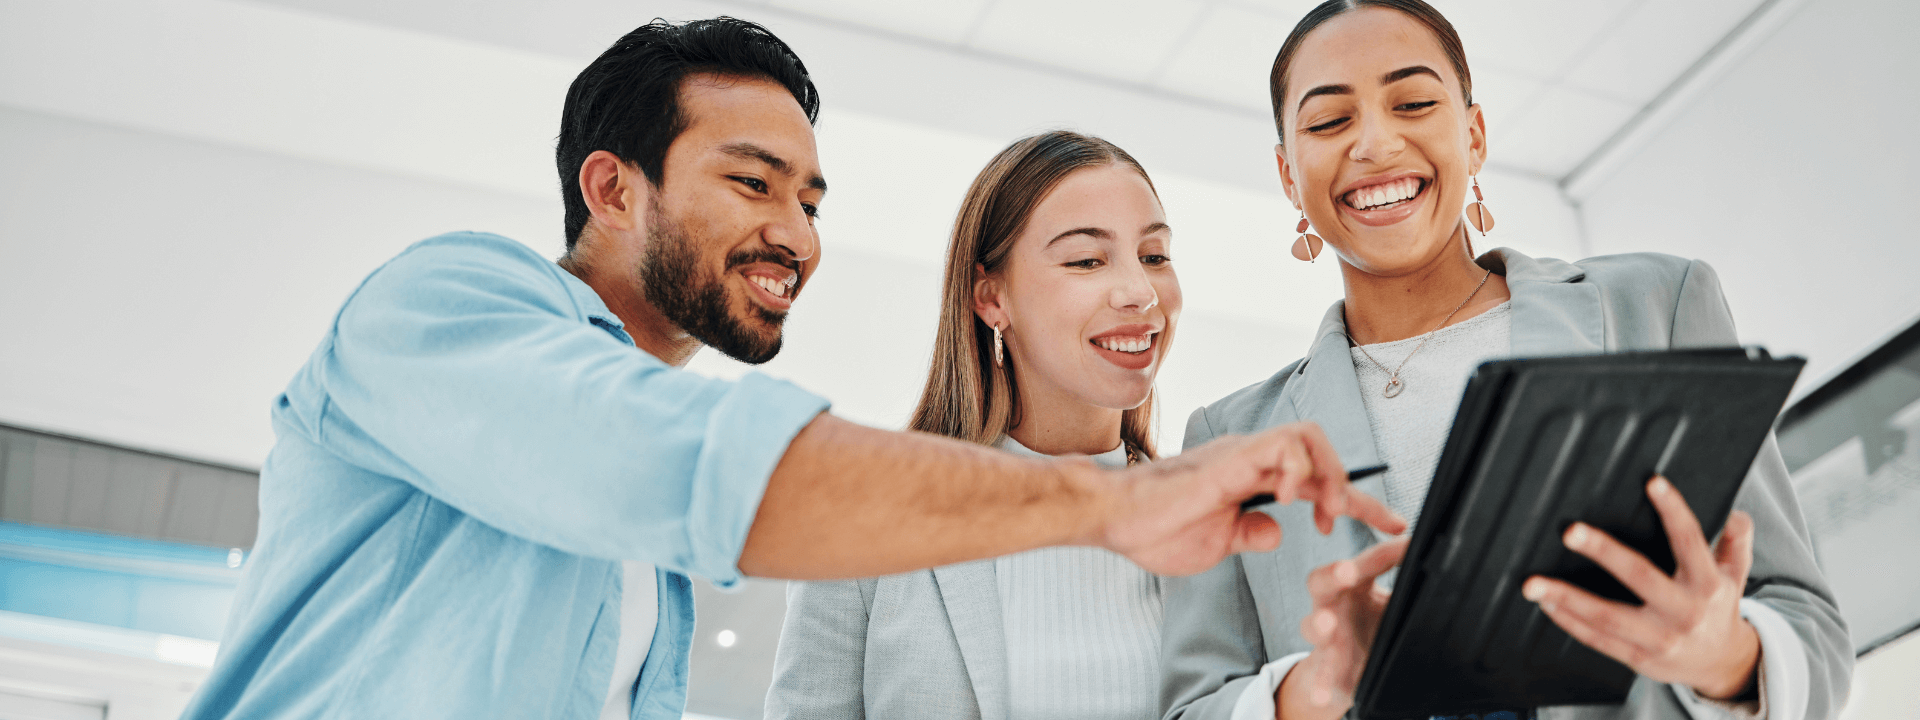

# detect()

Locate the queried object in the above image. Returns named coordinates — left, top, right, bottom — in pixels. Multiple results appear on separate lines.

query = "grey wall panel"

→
left=0, top=423, right=259, bottom=549
left=27, top=438, right=72, bottom=524
left=64, top=445, right=112, bottom=531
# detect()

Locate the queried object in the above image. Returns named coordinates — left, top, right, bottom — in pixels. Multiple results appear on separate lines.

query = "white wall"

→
left=1577, top=0, right=1920, bottom=391
left=0, top=0, right=1581, bottom=466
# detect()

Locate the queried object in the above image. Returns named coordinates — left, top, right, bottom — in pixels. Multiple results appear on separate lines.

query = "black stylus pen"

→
left=1238, top=463, right=1389, bottom=511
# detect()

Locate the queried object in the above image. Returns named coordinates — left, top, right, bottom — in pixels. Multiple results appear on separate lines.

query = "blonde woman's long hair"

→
left=907, top=130, right=1165, bottom=461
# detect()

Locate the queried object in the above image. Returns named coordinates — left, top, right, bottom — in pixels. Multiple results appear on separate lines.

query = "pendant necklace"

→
left=1350, top=268, right=1493, bottom=398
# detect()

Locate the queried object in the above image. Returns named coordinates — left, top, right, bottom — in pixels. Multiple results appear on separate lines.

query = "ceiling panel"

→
left=1437, top=0, right=1639, bottom=82
left=1559, top=0, right=1762, bottom=105
left=1151, top=4, right=1297, bottom=113
left=1491, top=86, right=1638, bottom=177
left=763, top=0, right=993, bottom=46
left=965, top=0, right=1211, bottom=83
left=1469, top=65, right=1548, bottom=146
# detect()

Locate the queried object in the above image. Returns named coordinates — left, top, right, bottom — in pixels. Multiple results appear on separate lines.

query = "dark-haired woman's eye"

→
left=733, top=176, right=767, bottom=193
left=1307, top=117, right=1348, bottom=133
left=1065, top=258, right=1102, bottom=270
left=1142, top=254, right=1172, bottom=267
left=1397, top=101, right=1439, bottom=112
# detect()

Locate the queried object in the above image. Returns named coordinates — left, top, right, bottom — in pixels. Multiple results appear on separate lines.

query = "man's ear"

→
left=972, top=263, right=1009, bottom=330
left=579, top=150, right=646, bottom=234
left=1275, top=143, right=1301, bottom=210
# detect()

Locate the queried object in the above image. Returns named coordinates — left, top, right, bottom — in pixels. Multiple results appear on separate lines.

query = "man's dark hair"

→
left=557, top=17, right=820, bottom=249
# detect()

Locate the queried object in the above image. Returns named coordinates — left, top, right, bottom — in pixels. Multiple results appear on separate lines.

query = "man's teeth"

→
left=1094, top=336, right=1152, bottom=353
left=1344, top=178, right=1422, bottom=210
left=750, top=275, right=789, bottom=298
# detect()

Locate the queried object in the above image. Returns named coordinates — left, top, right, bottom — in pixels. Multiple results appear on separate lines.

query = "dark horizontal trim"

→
left=0, top=421, right=260, bottom=476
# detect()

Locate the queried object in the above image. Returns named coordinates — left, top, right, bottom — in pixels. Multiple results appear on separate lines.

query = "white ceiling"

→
left=737, top=0, right=1767, bottom=179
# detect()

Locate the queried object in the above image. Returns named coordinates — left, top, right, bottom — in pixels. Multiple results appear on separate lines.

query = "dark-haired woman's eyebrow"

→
left=1297, top=83, right=1352, bottom=112
left=1382, top=65, right=1442, bottom=86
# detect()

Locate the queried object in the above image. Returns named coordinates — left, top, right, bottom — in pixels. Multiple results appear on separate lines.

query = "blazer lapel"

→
left=1286, top=301, right=1386, bottom=470
left=1485, top=247, right=1607, bottom=357
left=932, top=561, right=1008, bottom=720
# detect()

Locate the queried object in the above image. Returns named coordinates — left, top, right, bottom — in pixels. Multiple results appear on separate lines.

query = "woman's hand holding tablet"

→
left=1522, top=476, right=1762, bottom=701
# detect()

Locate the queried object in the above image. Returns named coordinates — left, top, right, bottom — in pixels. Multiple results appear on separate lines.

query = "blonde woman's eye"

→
left=1396, top=101, right=1439, bottom=112
left=1065, top=259, right=1102, bottom=269
left=1143, top=254, right=1171, bottom=266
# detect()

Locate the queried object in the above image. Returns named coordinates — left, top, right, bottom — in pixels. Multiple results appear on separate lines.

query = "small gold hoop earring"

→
left=1291, top=213, right=1323, bottom=263
left=993, top=323, right=1005, bottom=367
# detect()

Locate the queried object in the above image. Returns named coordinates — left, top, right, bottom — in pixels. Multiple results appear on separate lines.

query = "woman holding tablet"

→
left=767, top=130, right=1401, bottom=720
left=1160, top=2, right=1850, bottom=720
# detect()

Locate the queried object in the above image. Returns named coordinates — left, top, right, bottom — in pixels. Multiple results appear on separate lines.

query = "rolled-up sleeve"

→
left=307, top=234, right=829, bottom=586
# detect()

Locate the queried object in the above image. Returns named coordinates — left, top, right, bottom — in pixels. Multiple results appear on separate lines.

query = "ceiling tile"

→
left=1469, top=65, right=1547, bottom=143
left=1559, top=0, right=1763, bottom=105
left=1151, top=4, right=1299, bottom=113
left=1436, top=0, right=1640, bottom=83
left=1490, top=86, right=1638, bottom=177
left=965, top=0, right=1212, bottom=83
left=765, top=0, right=994, bottom=45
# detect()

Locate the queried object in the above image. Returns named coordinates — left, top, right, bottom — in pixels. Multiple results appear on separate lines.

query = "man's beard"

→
left=637, top=202, right=791, bottom=365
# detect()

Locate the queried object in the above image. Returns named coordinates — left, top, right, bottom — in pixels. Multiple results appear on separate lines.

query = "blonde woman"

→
left=765, top=130, right=1399, bottom=720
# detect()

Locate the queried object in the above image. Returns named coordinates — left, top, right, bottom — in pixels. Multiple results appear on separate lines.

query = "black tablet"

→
left=1351, top=348, right=1803, bottom=720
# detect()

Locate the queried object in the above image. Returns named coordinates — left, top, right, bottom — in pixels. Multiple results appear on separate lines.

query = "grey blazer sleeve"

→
left=765, top=578, right=875, bottom=720
left=1161, top=407, right=1270, bottom=720
left=1664, top=261, right=1853, bottom=719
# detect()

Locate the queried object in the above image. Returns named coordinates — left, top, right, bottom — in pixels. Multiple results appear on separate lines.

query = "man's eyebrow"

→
left=1046, top=227, right=1113, bottom=247
left=719, top=142, right=828, bottom=193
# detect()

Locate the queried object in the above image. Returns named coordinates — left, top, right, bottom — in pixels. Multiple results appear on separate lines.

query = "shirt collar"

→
left=997, top=435, right=1131, bottom=468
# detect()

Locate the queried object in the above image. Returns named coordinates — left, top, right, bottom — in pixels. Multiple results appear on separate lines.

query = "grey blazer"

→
left=1161, top=249, right=1853, bottom=720
left=765, top=559, right=1011, bottom=720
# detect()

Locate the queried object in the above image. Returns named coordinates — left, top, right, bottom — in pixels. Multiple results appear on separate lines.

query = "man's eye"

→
left=1307, top=117, right=1348, bottom=133
left=1397, top=101, right=1439, bottom=112
left=802, top=203, right=820, bottom=219
left=734, top=176, right=767, bottom=193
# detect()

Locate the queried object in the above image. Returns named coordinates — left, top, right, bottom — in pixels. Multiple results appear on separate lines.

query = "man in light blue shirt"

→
left=179, top=17, right=1402, bottom=720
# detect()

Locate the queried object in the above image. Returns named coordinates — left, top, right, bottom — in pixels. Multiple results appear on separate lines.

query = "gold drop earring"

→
left=1291, top=211, right=1323, bottom=262
left=1464, top=175, right=1496, bottom=257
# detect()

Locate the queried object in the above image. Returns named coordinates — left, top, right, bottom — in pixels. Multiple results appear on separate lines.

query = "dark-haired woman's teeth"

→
left=1344, top=178, right=1422, bottom=210
left=1094, top=336, right=1152, bottom=353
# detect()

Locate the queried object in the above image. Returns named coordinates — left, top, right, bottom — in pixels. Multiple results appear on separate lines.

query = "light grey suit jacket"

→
left=1161, top=249, right=1853, bottom=720
left=765, top=559, right=1010, bottom=720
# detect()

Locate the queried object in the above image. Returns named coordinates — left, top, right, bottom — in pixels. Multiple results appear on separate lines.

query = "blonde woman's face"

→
left=981, top=164, right=1180, bottom=413
left=1277, top=7, right=1486, bottom=276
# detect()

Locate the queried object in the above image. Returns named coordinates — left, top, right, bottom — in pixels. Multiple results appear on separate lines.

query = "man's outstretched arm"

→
left=742, top=414, right=1405, bottom=580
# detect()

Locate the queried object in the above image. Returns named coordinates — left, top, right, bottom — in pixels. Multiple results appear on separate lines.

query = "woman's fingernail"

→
left=1522, top=578, right=1546, bottom=601
left=1650, top=476, right=1671, bottom=495
left=1565, top=524, right=1590, bottom=549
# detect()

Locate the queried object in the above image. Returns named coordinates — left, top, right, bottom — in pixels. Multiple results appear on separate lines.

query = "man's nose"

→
left=764, top=202, right=817, bottom=263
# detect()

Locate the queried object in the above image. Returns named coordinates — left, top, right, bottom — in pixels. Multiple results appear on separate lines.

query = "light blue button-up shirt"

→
left=180, top=232, right=830, bottom=720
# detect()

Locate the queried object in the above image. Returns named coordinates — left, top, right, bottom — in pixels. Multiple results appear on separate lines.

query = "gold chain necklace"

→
left=1348, top=268, right=1493, bottom=399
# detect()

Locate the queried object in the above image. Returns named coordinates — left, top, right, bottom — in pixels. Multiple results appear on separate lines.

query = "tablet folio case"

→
left=1351, top=349, right=1804, bottom=720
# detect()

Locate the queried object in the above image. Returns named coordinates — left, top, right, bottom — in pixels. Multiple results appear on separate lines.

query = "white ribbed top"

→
left=995, top=438, right=1164, bottom=720
left=1349, top=301, right=1512, bottom=529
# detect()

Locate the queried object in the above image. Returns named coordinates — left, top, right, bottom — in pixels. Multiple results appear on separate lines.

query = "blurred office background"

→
left=0, top=0, right=1915, bottom=717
